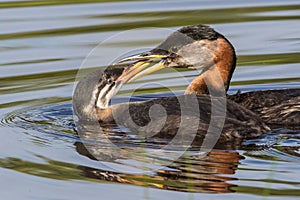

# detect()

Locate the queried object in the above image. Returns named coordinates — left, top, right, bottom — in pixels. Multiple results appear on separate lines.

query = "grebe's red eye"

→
left=170, top=46, right=178, bottom=52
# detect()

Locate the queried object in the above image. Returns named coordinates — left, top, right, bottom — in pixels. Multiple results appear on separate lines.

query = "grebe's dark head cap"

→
left=178, top=24, right=223, bottom=41
left=153, top=24, right=223, bottom=54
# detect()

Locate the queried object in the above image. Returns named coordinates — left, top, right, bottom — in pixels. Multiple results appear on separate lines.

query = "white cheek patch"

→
left=177, top=40, right=217, bottom=68
left=96, top=83, right=123, bottom=109
left=96, top=85, right=111, bottom=109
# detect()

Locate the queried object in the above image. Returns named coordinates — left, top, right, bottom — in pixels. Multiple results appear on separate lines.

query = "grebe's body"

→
left=228, top=89, right=300, bottom=126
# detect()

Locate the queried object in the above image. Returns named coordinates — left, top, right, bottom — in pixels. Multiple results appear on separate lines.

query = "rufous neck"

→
left=184, top=38, right=236, bottom=95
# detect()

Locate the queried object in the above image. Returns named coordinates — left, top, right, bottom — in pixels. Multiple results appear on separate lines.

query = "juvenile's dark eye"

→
left=106, top=78, right=113, bottom=85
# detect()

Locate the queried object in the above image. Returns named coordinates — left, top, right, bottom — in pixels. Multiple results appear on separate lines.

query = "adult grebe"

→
left=116, top=24, right=300, bottom=126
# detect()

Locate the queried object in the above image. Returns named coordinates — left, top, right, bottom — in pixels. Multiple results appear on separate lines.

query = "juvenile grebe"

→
left=73, top=69, right=269, bottom=144
left=116, top=24, right=300, bottom=127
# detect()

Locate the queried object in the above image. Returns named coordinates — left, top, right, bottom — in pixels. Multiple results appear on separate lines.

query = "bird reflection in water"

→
left=75, top=132, right=242, bottom=193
